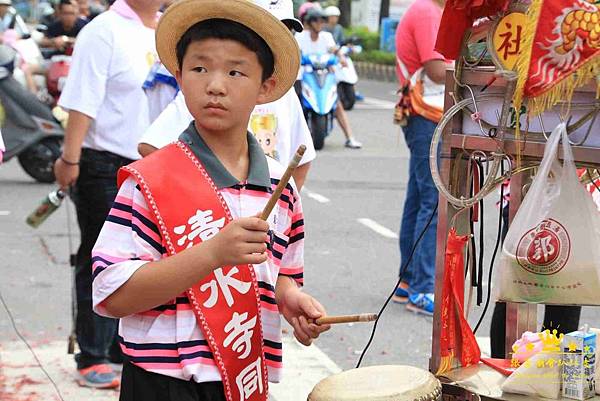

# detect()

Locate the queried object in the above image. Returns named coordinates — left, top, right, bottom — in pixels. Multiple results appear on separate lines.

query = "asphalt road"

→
left=1, top=79, right=599, bottom=400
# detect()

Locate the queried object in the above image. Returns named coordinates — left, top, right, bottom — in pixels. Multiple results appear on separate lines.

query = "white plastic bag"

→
left=499, top=123, right=600, bottom=305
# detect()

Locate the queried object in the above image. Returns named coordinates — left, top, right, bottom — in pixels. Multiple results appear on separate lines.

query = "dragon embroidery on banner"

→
left=513, top=0, right=600, bottom=116
left=530, top=0, right=599, bottom=92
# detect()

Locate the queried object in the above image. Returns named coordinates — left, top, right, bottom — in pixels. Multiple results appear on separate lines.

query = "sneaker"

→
left=345, top=138, right=362, bottom=149
left=392, top=282, right=410, bottom=304
left=77, top=364, right=120, bottom=389
left=406, top=293, right=434, bottom=316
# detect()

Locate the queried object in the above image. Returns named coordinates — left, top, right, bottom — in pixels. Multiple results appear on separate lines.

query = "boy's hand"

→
left=279, top=288, right=330, bottom=346
left=207, top=217, right=270, bottom=268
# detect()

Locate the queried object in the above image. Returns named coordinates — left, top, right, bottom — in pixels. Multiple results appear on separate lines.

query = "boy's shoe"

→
left=355, top=92, right=365, bottom=101
left=391, top=281, right=410, bottom=304
left=406, top=293, right=434, bottom=316
left=77, top=364, right=120, bottom=389
left=345, top=138, right=362, bottom=149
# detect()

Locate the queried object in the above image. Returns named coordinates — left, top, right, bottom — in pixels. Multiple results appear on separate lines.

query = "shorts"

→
left=119, top=361, right=226, bottom=401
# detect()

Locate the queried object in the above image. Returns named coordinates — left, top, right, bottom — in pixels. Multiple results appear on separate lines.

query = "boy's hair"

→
left=176, top=18, right=275, bottom=82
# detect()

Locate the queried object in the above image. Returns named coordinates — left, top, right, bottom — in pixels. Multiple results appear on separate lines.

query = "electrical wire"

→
left=0, top=290, right=66, bottom=401
left=473, top=161, right=506, bottom=334
left=356, top=203, right=439, bottom=368
left=476, top=160, right=484, bottom=306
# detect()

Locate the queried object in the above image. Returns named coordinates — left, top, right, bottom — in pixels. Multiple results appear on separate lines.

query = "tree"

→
left=379, top=0, right=389, bottom=23
left=339, top=0, right=351, bottom=27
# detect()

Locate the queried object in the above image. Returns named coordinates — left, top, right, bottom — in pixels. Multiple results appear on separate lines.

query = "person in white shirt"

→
left=52, top=0, right=163, bottom=389
left=138, top=0, right=316, bottom=189
left=295, top=8, right=362, bottom=149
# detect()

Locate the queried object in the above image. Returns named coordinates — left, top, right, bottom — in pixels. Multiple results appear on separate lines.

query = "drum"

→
left=307, top=365, right=442, bottom=401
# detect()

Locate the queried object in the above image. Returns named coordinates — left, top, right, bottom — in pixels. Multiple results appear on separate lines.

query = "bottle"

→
left=26, top=189, right=66, bottom=228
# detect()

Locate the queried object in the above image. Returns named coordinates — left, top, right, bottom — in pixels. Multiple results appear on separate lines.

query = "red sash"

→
left=118, top=142, right=268, bottom=401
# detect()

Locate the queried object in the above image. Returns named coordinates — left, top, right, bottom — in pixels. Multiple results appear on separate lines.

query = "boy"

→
left=91, top=1, right=330, bottom=400
left=136, top=0, right=316, bottom=190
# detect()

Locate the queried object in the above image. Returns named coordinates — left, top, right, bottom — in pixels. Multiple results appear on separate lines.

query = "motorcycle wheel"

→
left=310, top=113, right=328, bottom=151
left=18, top=137, right=62, bottom=183
left=337, top=82, right=356, bottom=111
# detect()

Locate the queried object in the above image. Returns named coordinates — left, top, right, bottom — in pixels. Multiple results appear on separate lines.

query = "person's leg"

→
left=73, top=165, right=118, bottom=371
left=405, top=116, right=438, bottom=295
left=119, top=361, right=199, bottom=401
left=334, top=101, right=362, bottom=148
left=196, top=382, right=227, bottom=401
left=394, top=128, right=420, bottom=303
left=72, top=150, right=131, bottom=386
left=543, top=305, right=582, bottom=334
left=490, top=301, right=507, bottom=358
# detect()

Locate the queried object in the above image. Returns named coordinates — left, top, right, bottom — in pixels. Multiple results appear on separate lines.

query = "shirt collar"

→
left=110, top=0, right=161, bottom=24
left=178, top=122, right=271, bottom=190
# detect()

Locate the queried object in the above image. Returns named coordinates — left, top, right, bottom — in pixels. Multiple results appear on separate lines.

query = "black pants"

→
left=120, top=362, right=226, bottom=401
left=71, top=149, right=134, bottom=369
left=489, top=204, right=582, bottom=358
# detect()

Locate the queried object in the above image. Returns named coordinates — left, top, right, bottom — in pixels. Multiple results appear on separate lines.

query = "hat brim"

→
left=282, top=17, right=303, bottom=32
left=156, top=0, right=300, bottom=104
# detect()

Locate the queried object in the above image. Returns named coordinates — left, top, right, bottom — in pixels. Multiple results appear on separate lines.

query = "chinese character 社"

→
left=497, top=22, right=522, bottom=61
left=224, top=312, right=257, bottom=359
left=200, top=267, right=251, bottom=308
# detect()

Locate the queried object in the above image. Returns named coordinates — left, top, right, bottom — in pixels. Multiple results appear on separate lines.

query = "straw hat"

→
left=156, top=0, right=300, bottom=103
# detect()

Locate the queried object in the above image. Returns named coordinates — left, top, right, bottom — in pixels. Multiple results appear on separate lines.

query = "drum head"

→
left=308, top=365, right=442, bottom=401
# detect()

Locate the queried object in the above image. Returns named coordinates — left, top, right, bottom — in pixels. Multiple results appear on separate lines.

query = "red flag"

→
left=436, top=229, right=481, bottom=374
left=435, top=0, right=510, bottom=59
left=514, top=0, right=600, bottom=115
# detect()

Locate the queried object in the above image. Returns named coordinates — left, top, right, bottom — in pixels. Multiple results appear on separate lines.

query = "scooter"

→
left=0, top=45, right=63, bottom=183
left=334, top=43, right=362, bottom=111
left=300, top=53, right=338, bottom=150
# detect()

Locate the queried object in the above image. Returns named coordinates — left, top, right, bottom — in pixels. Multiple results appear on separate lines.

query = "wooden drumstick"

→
left=260, top=145, right=306, bottom=220
left=311, top=313, right=378, bottom=325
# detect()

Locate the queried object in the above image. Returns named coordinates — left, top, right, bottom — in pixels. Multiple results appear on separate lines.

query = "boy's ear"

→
left=256, top=76, right=276, bottom=105
left=175, top=69, right=183, bottom=93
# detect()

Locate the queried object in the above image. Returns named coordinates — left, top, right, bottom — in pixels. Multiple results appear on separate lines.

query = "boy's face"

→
left=327, top=16, right=338, bottom=25
left=176, top=38, right=275, bottom=135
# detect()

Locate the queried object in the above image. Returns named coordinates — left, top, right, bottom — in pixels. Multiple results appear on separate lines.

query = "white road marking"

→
left=0, top=211, right=10, bottom=216
left=356, top=97, right=396, bottom=110
left=357, top=218, right=399, bottom=239
left=302, top=187, right=331, bottom=204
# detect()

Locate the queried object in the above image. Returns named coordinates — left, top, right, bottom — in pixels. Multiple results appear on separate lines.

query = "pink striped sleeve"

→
left=92, top=177, right=164, bottom=318
left=278, top=189, right=304, bottom=286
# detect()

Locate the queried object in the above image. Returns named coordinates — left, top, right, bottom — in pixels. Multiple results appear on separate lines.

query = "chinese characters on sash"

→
left=175, top=208, right=265, bottom=400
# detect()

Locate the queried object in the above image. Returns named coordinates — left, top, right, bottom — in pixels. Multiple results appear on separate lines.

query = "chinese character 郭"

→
left=224, top=312, right=257, bottom=359
left=532, top=234, right=556, bottom=263
left=200, top=267, right=251, bottom=308
left=174, top=209, right=226, bottom=248
left=236, top=357, right=263, bottom=400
